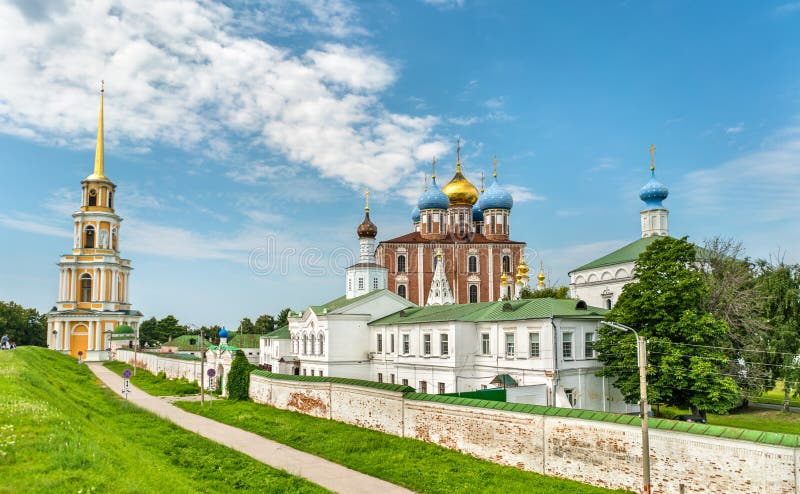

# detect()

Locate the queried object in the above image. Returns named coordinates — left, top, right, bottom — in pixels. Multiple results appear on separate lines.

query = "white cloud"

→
left=484, top=96, right=504, bottom=109
left=775, top=2, right=800, bottom=14
left=506, top=185, right=545, bottom=203
left=0, top=213, right=71, bottom=238
left=725, top=123, right=745, bottom=134
left=422, top=0, right=466, bottom=8
left=0, top=0, right=446, bottom=192
left=234, top=0, right=367, bottom=38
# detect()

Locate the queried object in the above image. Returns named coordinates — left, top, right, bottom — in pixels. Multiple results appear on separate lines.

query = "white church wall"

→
left=569, top=260, right=636, bottom=309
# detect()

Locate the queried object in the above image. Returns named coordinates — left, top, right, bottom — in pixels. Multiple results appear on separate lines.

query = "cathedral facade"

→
left=46, top=86, right=142, bottom=361
left=376, top=153, right=528, bottom=306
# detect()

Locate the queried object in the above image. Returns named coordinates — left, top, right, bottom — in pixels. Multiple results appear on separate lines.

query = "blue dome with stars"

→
left=218, top=327, right=229, bottom=339
left=417, top=178, right=450, bottom=210
left=411, top=206, right=420, bottom=223
left=639, top=171, right=669, bottom=210
left=472, top=193, right=485, bottom=222
left=481, top=177, right=513, bottom=210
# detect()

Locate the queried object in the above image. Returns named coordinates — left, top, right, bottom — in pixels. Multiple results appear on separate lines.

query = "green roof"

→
left=228, top=333, right=270, bottom=348
left=164, top=334, right=212, bottom=351
left=570, top=236, right=660, bottom=273
left=113, top=324, right=134, bottom=334
left=308, top=290, right=386, bottom=315
left=264, top=325, right=290, bottom=339
left=251, top=369, right=414, bottom=393
left=369, top=298, right=607, bottom=326
left=208, top=343, right=240, bottom=352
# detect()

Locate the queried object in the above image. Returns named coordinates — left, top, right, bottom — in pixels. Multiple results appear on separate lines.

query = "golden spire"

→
left=87, top=81, right=107, bottom=181
left=480, top=171, right=485, bottom=193
left=537, top=261, right=546, bottom=289
left=492, top=155, right=498, bottom=178
left=364, top=187, right=370, bottom=211
left=500, top=272, right=508, bottom=287
left=648, top=143, right=656, bottom=172
left=431, top=156, right=437, bottom=180
left=455, top=137, right=462, bottom=172
left=515, top=251, right=530, bottom=286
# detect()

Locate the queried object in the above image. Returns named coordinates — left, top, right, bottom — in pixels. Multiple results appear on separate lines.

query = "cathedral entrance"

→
left=70, top=324, right=89, bottom=358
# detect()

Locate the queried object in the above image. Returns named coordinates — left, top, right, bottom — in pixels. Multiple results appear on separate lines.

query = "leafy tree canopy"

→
left=595, top=236, right=741, bottom=415
left=276, top=307, right=292, bottom=327
left=238, top=317, right=255, bottom=334
left=227, top=349, right=253, bottom=401
left=254, top=314, right=275, bottom=334
left=519, top=286, right=570, bottom=299
left=0, top=300, right=46, bottom=346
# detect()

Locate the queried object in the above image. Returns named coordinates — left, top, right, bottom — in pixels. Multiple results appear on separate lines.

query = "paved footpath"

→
left=88, top=364, right=414, bottom=494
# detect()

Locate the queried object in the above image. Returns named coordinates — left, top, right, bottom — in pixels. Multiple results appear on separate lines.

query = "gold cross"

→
left=493, top=155, right=498, bottom=178
left=456, top=138, right=462, bottom=163
left=431, top=156, right=437, bottom=179
left=101, top=80, right=105, bottom=92
left=648, top=144, right=656, bottom=171
left=364, top=187, right=369, bottom=211
left=480, top=171, right=485, bottom=193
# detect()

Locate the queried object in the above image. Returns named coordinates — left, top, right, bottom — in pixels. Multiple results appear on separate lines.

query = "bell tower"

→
left=46, top=83, right=143, bottom=361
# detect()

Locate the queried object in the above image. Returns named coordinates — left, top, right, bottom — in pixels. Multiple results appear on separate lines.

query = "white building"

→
left=570, top=149, right=670, bottom=309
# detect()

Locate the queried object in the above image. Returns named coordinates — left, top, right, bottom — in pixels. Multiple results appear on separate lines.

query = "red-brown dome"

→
left=357, top=211, right=378, bottom=238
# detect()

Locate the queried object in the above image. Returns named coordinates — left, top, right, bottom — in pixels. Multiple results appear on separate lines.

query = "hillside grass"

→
left=104, top=360, right=199, bottom=396
left=176, top=399, right=628, bottom=494
left=753, top=381, right=800, bottom=408
left=0, top=347, right=327, bottom=494
left=657, top=405, right=800, bottom=434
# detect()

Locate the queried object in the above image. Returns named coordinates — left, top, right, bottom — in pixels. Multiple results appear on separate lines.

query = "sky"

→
left=1, top=0, right=799, bottom=329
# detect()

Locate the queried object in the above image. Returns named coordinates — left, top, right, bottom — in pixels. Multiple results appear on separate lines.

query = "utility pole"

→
left=603, top=321, right=651, bottom=494
left=200, top=326, right=205, bottom=405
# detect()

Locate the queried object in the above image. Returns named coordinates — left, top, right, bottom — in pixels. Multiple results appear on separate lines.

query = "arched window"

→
left=469, top=285, right=478, bottom=303
left=88, top=188, right=97, bottom=206
left=502, top=255, right=510, bottom=274
left=84, top=226, right=95, bottom=248
left=108, top=191, right=114, bottom=209
left=468, top=255, right=477, bottom=273
left=111, top=227, right=118, bottom=250
left=318, top=333, right=324, bottom=355
left=302, top=334, right=308, bottom=355
left=310, top=334, right=316, bottom=355
left=80, top=274, right=92, bottom=302
left=606, top=299, right=612, bottom=310
left=397, top=255, right=406, bottom=273
left=397, top=285, right=407, bottom=299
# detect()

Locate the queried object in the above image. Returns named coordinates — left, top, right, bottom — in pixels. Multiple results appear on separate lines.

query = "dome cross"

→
left=648, top=144, right=656, bottom=172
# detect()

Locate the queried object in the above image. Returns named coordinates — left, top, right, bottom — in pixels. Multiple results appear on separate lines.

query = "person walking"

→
left=1, top=334, right=8, bottom=350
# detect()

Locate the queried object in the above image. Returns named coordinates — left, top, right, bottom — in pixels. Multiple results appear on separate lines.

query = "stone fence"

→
left=250, top=371, right=800, bottom=494
left=116, top=349, right=203, bottom=383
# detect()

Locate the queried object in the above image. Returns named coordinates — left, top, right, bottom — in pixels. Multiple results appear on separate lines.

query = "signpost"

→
left=122, top=369, right=132, bottom=408
left=77, top=351, right=83, bottom=364
left=207, top=368, right=216, bottom=408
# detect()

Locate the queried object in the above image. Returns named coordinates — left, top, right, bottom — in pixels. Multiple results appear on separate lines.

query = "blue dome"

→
left=481, top=178, right=513, bottom=210
left=639, top=171, right=669, bottom=210
left=411, top=206, right=420, bottom=222
left=417, top=178, right=450, bottom=210
left=218, top=327, right=229, bottom=339
left=472, top=194, right=484, bottom=222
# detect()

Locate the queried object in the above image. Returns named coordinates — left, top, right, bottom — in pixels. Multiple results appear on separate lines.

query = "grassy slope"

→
left=0, top=348, right=327, bottom=494
left=753, top=381, right=800, bottom=408
left=177, top=400, right=628, bottom=494
left=104, top=360, right=199, bottom=396
left=657, top=405, right=800, bottom=434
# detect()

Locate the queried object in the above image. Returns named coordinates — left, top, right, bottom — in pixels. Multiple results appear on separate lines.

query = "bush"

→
left=226, top=350, right=253, bottom=401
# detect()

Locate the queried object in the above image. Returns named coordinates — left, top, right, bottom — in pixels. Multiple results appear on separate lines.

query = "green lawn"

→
left=0, top=347, right=327, bottom=494
left=752, top=381, right=800, bottom=408
left=104, top=360, right=199, bottom=396
left=656, top=405, right=800, bottom=435
left=176, top=400, right=628, bottom=494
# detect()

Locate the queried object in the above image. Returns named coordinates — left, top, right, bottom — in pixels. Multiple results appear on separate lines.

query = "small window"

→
left=358, top=277, right=364, bottom=290
left=420, top=381, right=427, bottom=393
left=84, top=225, right=96, bottom=248
left=440, top=334, right=449, bottom=356
left=423, top=334, right=431, bottom=355
left=80, top=274, right=92, bottom=302
left=373, top=277, right=378, bottom=290
left=529, top=332, right=540, bottom=358
left=310, top=370, right=315, bottom=376
left=469, top=285, right=478, bottom=303
left=606, top=299, right=612, bottom=309
left=563, top=332, right=573, bottom=359
left=402, top=334, right=410, bottom=354
left=303, top=369, right=307, bottom=376
left=398, top=285, right=407, bottom=299
left=502, top=255, right=510, bottom=273
left=565, top=388, right=576, bottom=407
left=390, top=374, right=395, bottom=384
left=481, top=333, right=490, bottom=355
left=377, top=373, right=383, bottom=383
left=402, top=378, right=409, bottom=386
left=319, top=370, right=323, bottom=377
left=88, top=189, right=97, bottom=206
left=585, top=332, right=596, bottom=358
left=438, top=382, right=446, bottom=394
left=348, top=278, right=352, bottom=291
left=108, top=191, right=113, bottom=209
left=468, top=255, right=477, bottom=273
left=390, top=334, right=395, bottom=353
left=481, top=384, right=487, bottom=390
left=377, top=334, right=383, bottom=353
left=505, top=333, right=515, bottom=356
left=397, top=255, right=406, bottom=273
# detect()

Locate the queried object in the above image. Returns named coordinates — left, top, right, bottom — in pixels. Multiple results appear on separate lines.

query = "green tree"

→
left=138, top=317, right=158, bottom=346
left=0, top=301, right=46, bottom=346
left=238, top=317, right=255, bottom=334
left=156, top=315, right=185, bottom=343
left=276, top=308, right=292, bottom=327
left=227, top=350, right=253, bottom=400
left=595, top=237, right=741, bottom=416
left=519, top=286, right=570, bottom=299
left=254, top=314, right=275, bottom=334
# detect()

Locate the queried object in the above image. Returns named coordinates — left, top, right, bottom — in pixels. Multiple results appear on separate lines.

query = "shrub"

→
left=226, top=350, right=253, bottom=401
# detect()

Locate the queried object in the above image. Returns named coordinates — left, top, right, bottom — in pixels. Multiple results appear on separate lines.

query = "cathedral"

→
left=46, top=85, right=142, bottom=361
left=376, top=144, right=531, bottom=306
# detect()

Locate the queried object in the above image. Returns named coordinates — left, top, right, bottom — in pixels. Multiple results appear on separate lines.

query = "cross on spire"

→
left=431, top=156, right=437, bottom=180
left=480, top=171, right=485, bottom=193
left=456, top=137, right=462, bottom=163
left=649, top=143, right=656, bottom=172
left=364, top=187, right=369, bottom=211
left=493, top=155, right=498, bottom=178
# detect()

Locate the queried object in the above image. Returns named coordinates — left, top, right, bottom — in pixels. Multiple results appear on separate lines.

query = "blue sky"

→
left=1, top=0, right=799, bottom=328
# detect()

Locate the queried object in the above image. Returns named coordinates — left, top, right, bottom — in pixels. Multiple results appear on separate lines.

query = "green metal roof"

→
left=228, top=333, right=270, bottom=348
left=164, top=334, right=212, bottom=351
left=570, top=236, right=660, bottom=273
left=113, top=324, right=134, bottom=334
left=208, top=343, right=240, bottom=352
left=369, top=298, right=607, bottom=326
left=251, top=369, right=414, bottom=393
left=264, top=325, right=290, bottom=339
left=308, top=290, right=387, bottom=315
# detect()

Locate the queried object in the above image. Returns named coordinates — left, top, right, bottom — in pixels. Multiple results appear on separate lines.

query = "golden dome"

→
left=442, top=162, right=479, bottom=206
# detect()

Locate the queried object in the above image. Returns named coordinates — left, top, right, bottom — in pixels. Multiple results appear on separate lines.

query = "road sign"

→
left=123, top=369, right=132, bottom=379
left=207, top=368, right=216, bottom=378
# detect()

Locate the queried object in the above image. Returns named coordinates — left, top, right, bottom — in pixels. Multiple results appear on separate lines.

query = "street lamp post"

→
left=603, top=321, right=651, bottom=494
left=188, top=323, right=205, bottom=406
